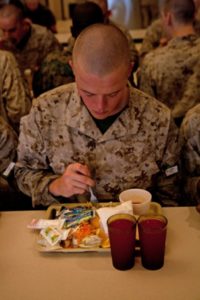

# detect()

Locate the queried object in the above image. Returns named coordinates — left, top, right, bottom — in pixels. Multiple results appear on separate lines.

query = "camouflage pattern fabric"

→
left=33, top=49, right=74, bottom=96
left=138, top=35, right=200, bottom=119
left=15, top=83, right=182, bottom=207
left=172, top=59, right=200, bottom=119
left=179, top=104, right=200, bottom=204
left=0, top=24, right=60, bottom=74
left=0, top=50, right=31, bottom=133
left=0, top=116, right=17, bottom=174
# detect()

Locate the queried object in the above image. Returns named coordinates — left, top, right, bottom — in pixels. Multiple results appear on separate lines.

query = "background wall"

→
left=45, top=0, right=158, bottom=29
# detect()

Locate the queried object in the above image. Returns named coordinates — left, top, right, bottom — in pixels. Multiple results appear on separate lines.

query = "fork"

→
left=89, top=187, right=98, bottom=203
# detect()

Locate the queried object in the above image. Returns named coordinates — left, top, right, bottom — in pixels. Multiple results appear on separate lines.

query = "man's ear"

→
left=165, top=11, right=173, bottom=27
left=23, top=18, right=32, bottom=26
left=161, top=10, right=172, bottom=27
left=69, top=59, right=73, bottom=70
left=22, top=18, right=32, bottom=32
left=128, top=62, right=134, bottom=77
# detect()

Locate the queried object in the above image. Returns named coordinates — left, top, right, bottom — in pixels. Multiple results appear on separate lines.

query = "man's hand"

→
left=49, top=163, right=95, bottom=198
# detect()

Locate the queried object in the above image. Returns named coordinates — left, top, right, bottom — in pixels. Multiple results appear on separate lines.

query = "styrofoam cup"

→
left=119, top=189, right=152, bottom=215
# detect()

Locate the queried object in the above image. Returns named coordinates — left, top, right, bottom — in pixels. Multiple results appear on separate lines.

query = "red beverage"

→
left=107, top=214, right=137, bottom=271
left=138, top=215, right=168, bottom=270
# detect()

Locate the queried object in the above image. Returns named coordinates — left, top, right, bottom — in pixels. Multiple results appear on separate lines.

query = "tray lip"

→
left=36, top=201, right=162, bottom=253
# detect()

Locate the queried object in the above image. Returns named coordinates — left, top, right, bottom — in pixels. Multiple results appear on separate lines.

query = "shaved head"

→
left=0, top=2, right=25, bottom=20
left=72, top=23, right=131, bottom=76
left=159, top=0, right=195, bottom=24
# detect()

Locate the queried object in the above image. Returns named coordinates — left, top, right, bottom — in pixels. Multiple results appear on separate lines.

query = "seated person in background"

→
left=0, top=0, right=60, bottom=91
left=138, top=0, right=200, bottom=125
left=24, top=0, right=57, bottom=33
left=0, top=116, right=18, bottom=209
left=33, top=1, right=104, bottom=97
left=0, top=116, right=17, bottom=177
left=15, top=24, right=182, bottom=208
left=179, top=104, right=200, bottom=204
left=0, top=116, right=33, bottom=211
left=140, top=0, right=200, bottom=60
left=0, top=49, right=31, bottom=133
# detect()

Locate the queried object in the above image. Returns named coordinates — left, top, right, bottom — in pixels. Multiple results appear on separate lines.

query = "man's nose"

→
left=96, top=96, right=107, bottom=111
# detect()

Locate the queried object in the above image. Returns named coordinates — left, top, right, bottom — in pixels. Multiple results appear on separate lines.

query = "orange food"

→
left=65, top=215, right=109, bottom=249
left=73, top=222, right=93, bottom=244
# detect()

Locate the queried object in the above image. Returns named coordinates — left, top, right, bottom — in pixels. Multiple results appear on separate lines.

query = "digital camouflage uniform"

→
left=138, top=35, right=200, bottom=119
left=172, top=59, right=200, bottom=119
left=15, top=83, right=182, bottom=207
left=0, top=116, right=17, bottom=174
left=0, top=50, right=31, bottom=133
left=180, top=104, right=200, bottom=204
left=0, top=115, right=32, bottom=211
left=139, top=15, right=200, bottom=60
left=0, top=24, right=60, bottom=74
left=0, top=116, right=18, bottom=203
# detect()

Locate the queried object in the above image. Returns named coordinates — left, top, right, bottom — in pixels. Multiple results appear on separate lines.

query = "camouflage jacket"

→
left=0, top=50, right=31, bottom=133
left=0, top=116, right=18, bottom=174
left=15, top=83, right=182, bottom=207
left=138, top=35, right=200, bottom=118
left=179, top=104, right=200, bottom=204
left=0, top=24, right=60, bottom=74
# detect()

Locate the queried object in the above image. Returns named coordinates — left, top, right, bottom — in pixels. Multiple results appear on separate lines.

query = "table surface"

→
left=55, top=23, right=146, bottom=46
left=0, top=207, right=200, bottom=300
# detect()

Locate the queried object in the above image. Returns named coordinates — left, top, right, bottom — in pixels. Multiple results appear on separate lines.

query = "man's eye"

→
left=85, top=93, right=94, bottom=97
left=108, top=92, right=118, bottom=97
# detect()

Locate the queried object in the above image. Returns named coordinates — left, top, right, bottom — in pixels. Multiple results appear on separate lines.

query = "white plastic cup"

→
left=119, top=189, right=152, bottom=215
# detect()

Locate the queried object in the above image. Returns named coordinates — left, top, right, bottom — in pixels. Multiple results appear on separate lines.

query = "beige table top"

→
left=55, top=29, right=146, bottom=45
left=0, top=207, right=200, bottom=300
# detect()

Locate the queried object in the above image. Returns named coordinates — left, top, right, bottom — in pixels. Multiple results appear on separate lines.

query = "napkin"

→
left=96, top=201, right=133, bottom=235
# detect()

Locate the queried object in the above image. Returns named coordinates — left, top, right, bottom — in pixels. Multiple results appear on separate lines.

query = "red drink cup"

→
left=107, top=214, right=137, bottom=271
left=138, top=215, right=168, bottom=270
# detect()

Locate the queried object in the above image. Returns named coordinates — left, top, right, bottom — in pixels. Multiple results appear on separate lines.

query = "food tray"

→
left=36, top=202, right=162, bottom=253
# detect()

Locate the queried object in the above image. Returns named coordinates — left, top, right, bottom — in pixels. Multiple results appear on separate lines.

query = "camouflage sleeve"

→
left=172, top=62, right=200, bottom=119
left=139, top=19, right=164, bottom=60
left=1, top=51, right=31, bottom=132
left=0, top=116, right=18, bottom=173
left=179, top=108, right=200, bottom=204
left=39, top=29, right=61, bottom=60
left=152, top=117, right=183, bottom=206
left=15, top=107, right=60, bottom=207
